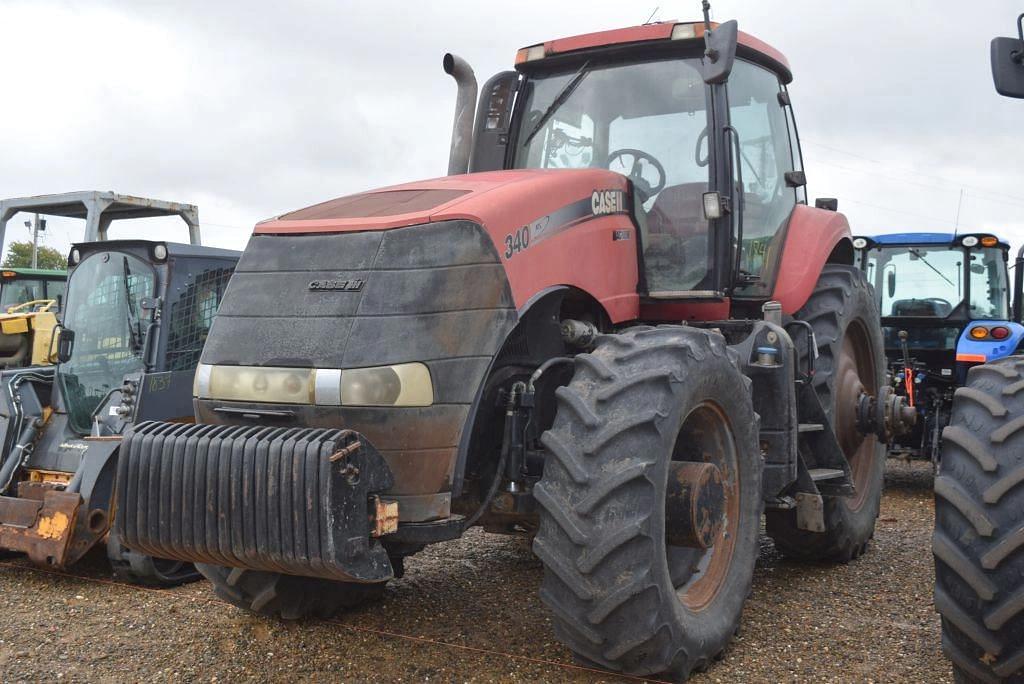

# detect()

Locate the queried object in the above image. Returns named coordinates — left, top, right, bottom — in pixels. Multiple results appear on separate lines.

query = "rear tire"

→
left=533, top=326, right=761, bottom=679
left=196, top=564, right=386, bottom=620
left=767, top=264, right=886, bottom=562
left=106, top=528, right=201, bottom=587
left=934, top=358, right=1024, bottom=683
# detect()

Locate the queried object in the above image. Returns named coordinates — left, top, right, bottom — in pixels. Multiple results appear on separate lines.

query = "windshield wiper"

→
left=122, top=257, right=142, bottom=354
left=522, top=61, right=592, bottom=147
left=908, top=248, right=955, bottom=288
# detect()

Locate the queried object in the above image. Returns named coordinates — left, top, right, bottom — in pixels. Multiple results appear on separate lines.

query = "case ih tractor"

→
left=115, top=14, right=911, bottom=679
left=854, top=232, right=1019, bottom=464
left=0, top=232, right=238, bottom=585
left=929, top=18, right=1024, bottom=683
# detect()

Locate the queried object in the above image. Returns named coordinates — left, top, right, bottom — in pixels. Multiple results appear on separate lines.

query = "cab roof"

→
left=0, top=267, right=66, bottom=278
left=517, top=20, right=792, bottom=84
left=865, top=232, right=1010, bottom=248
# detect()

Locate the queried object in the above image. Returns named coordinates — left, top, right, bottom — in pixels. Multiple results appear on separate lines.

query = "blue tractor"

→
left=854, top=232, right=1022, bottom=464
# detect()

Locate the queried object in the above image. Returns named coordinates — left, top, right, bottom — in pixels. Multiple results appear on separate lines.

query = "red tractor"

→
left=114, top=11, right=911, bottom=679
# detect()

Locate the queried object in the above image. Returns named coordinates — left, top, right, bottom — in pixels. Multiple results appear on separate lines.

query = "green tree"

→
left=2, top=241, right=67, bottom=270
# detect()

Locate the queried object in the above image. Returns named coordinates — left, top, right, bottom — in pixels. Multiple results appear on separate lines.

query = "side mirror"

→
left=702, top=20, right=738, bottom=85
left=887, top=269, right=897, bottom=298
left=469, top=71, right=520, bottom=173
left=784, top=171, right=807, bottom=188
left=57, top=328, right=75, bottom=364
left=992, top=27, right=1024, bottom=98
left=815, top=198, right=839, bottom=211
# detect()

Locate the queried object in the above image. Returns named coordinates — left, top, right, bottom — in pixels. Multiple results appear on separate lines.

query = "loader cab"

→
left=854, top=233, right=1019, bottom=374
left=478, top=21, right=804, bottom=301
left=56, top=240, right=238, bottom=435
left=0, top=268, right=66, bottom=311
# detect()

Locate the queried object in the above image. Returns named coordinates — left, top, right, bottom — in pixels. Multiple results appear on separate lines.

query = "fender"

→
left=772, top=205, right=855, bottom=314
left=955, top=321, right=1024, bottom=363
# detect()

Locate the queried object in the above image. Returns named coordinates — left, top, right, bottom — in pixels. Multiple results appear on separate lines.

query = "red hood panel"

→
left=256, top=169, right=629, bottom=234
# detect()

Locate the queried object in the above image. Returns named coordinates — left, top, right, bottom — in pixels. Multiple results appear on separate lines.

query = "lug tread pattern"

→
left=934, top=356, right=1024, bottom=681
left=766, top=265, right=886, bottom=562
left=533, top=326, right=760, bottom=679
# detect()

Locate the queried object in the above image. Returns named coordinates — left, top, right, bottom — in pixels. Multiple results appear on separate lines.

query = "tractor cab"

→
left=467, top=20, right=815, bottom=311
left=0, top=268, right=66, bottom=312
left=854, top=232, right=1021, bottom=460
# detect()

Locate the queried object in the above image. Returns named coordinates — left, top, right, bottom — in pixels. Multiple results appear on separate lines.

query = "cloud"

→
left=1, top=0, right=1022, bottom=256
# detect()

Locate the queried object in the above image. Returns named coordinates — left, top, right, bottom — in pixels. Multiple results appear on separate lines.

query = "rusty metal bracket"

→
left=370, top=496, right=400, bottom=537
left=0, top=491, right=81, bottom=567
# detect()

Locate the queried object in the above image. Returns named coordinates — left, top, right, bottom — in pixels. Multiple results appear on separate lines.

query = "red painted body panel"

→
left=640, top=299, right=731, bottom=322
left=771, top=204, right=853, bottom=314
left=527, top=21, right=791, bottom=77
left=257, top=169, right=641, bottom=323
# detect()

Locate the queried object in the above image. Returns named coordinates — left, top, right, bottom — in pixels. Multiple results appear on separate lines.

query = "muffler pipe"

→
left=443, top=53, right=477, bottom=176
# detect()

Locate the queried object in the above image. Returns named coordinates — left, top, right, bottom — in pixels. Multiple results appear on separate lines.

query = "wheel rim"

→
left=665, top=401, right=740, bottom=612
left=833, top=319, right=878, bottom=511
left=151, top=558, right=193, bottom=581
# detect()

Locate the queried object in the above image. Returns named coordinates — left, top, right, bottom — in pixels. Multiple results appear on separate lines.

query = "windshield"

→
left=866, top=245, right=1009, bottom=320
left=59, top=252, right=154, bottom=433
left=512, top=57, right=712, bottom=292
left=0, top=278, right=47, bottom=309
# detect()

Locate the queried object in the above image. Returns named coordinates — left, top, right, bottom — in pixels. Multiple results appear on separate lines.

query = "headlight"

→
left=194, top=362, right=433, bottom=407
left=196, top=364, right=315, bottom=404
left=852, top=237, right=868, bottom=249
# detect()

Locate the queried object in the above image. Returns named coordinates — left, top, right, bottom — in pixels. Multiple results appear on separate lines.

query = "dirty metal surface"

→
left=0, top=490, right=80, bottom=566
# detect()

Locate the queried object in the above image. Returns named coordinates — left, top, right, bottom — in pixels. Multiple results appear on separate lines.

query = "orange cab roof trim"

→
left=519, top=20, right=792, bottom=83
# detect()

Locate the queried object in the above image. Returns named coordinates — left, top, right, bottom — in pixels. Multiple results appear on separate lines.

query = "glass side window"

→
left=727, top=61, right=797, bottom=283
left=0, top=278, right=46, bottom=309
left=867, top=247, right=964, bottom=317
left=969, top=247, right=1010, bottom=319
left=45, top=279, right=66, bottom=305
left=58, top=252, right=155, bottom=433
left=512, top=57, right=712, bottom=293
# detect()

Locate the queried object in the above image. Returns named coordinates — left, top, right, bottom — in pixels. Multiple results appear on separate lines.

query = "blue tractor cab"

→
left=854, top=232, right=1022, bottom=461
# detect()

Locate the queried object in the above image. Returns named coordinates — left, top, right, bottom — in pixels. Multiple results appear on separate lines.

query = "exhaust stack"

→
left=443, top=53, right=477, bottom=176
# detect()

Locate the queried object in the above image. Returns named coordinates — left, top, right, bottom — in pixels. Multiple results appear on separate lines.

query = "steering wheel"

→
left=695, top=127, right=709, bottom=167
left=608, top=148, right=666, bottom=202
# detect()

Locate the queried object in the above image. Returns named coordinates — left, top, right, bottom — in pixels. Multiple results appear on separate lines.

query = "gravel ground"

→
left=0, top=460, right=948, bottom=683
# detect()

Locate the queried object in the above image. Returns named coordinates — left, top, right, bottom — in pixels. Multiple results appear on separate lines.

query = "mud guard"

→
left=114, top=422, right=397, bottom=582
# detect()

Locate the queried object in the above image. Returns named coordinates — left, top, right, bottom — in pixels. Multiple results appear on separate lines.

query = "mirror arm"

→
left=1013, top=244, right=1024, bottom=322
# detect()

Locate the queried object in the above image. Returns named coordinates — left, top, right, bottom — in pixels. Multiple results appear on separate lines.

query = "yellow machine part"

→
left=0, top=300, right=59, bottom=367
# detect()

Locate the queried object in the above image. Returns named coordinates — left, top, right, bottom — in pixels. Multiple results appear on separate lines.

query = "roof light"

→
left=991, top=326, right=1011, bottom=340
left=981, top=236, right=999, bottom=247
left=0, top=271, right=15, bottom=279
left=702, top=192, right=723, bottom=220
left=852, top=238, right=868, bottom=249
left=153, top=243, right=168, bottom=261
left=962, top=236, right=979, bottom=247
left=69, top=248, right=80, bottom=265
left=970, top=326, right=989, bottom=340
left=515, top=44, right=546, bottom=64
left=671, top=23, right=698, bottom=40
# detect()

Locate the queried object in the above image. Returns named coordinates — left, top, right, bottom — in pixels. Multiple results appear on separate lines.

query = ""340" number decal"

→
left=504, top=225, right=531, bottom=259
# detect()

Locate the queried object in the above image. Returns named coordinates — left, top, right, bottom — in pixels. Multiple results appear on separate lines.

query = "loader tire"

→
left=196, top=564, right=385, bottom=620
left=533, top=326, right=761, bottom=680
left=934, top=358, right=1024, bottom=683
left=106, top=528, right=201, bottom=587
left=767, top=264, right=886, bottom=562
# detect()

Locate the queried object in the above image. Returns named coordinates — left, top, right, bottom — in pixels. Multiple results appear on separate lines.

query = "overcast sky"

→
left=2, top=0, right=1022, bottom=258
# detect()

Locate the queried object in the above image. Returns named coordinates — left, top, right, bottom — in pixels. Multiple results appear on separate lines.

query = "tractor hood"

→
left=257, top=168, right=631, bottom=239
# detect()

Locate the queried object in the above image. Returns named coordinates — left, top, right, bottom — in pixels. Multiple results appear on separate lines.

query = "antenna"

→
left=702, top=1, right=718, bottom=62
left=644, top=6, right=659, bottom=24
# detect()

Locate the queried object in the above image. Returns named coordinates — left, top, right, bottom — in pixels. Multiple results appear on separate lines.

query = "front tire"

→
left=767, top=264, right=886, bottom=562
left=533, top=326, right=761, bottom=679
left=107, top=528, right=202, bottom=587
left=196, top=564, right=386, bottom=620
left=934, top=358, right=1024, bottom=683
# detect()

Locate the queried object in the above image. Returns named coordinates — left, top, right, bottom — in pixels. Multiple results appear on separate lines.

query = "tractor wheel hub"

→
left=665, top=462, right=726, bottom=549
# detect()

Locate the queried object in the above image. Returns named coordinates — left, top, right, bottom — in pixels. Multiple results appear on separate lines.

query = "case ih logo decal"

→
left=502, top=191, right=630, bottom=260
left=591, top=189, right=625, bottom=215
left=308, top=279, right=365, bottom=292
